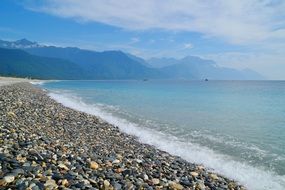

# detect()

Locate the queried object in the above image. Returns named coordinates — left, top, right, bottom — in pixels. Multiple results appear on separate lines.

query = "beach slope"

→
left=0, top=83, right=243, bottom=189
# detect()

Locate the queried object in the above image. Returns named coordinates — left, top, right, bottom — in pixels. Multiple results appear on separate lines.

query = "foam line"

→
left=48, top=92, right=285, bottom=190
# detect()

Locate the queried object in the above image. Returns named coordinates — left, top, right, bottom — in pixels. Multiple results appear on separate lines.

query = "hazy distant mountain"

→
left=240, top=68, right=265, bottom=80
left=148, top=57, right=181, bottom=68
left=0, top=48, right=83, bottom=79
left=0, top=39, right=264, bottom=80
left=126, top=53, right=152, bottom=67
left=150, top=56, right=264, bottom=80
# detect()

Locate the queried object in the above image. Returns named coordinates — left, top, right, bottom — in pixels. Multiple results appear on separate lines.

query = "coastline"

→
left=0, top=77, right=42, bottom=87
left=0, top=83, right=244, bottom=189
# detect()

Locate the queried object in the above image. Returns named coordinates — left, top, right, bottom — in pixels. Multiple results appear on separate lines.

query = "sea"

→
left=34, top=80, right=285, bottom=190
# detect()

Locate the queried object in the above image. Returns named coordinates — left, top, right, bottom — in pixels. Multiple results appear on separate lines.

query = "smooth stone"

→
left=44, top=179, right=58, bottom=189
left=125, top=181, right=134, bottom=189
left=61, top=179, right=69, bottom=187
left=11, top=168, right=25, bottom=175
left=114, top=173, right=123, bottom=180
left=31, top=185, right=40, bottom=190
left=88, top=178, right=97, bottom=184
left=197, top=165, right=205, bottom=170
left=228, top=182, right=237, bottom=189
left=112, top=181, right=122, bottom=190
left=169, top=182, right=184, bottom=190
left=90, top=161, right=99, bottom=170
left=52, top=173, right=64, bottom=180
left=122, top=169, right=131, bottom=176
left=104, top=180, right=110, bottom=188
left=180, top=179, right=192, bottom=187
left=135, top=159, right=143, bottom=163
left=58, top=163, right=69, bottom=170
left=112, top=159, right=120, bottom=164
left=68, top=171, right=78, bottom=176
left=29, top=183, right=36, bottom=189
left=52, top=154, right=57, bottom=161
left=0, top=153, right=6, bottom=161
left=204, top=181, right=215, bottom=189
left=17, top=182, right=28, bottom=190
left=74, top=182, right=85, bottom=189
left=190, top=171, right=199, bottom=177
left=151, top=178, right=160, bottom=185
left=196, top=182, right=206, bottom=190
left=4, top=175, right=15, bottom=183
left=0, top=179, right=7, bottom=186
left=7, top=111, right=16, bottom=118
left=210, top=174, right=219, bottom=180
left=115, top=168, right=123, bottom=173
left=143, top=174, right=149, bottom=181
left=22, top=162, right=30, bottom=167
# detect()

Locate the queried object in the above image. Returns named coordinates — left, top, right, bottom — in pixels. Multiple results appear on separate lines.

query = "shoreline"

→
left=0, top=83, right=244, bottom=189
left=0, top=76, right=43, bottom=87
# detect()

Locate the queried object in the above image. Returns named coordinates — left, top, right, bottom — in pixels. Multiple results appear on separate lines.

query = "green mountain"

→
left=0, top=48, right=83, bottom=79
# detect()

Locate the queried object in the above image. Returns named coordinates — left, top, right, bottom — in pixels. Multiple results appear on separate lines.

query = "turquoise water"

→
left=38, top=80, right=285, bottom=190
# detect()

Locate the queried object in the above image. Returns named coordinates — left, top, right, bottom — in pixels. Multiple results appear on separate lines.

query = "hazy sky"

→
left=1, top=0, right=285, bottom=79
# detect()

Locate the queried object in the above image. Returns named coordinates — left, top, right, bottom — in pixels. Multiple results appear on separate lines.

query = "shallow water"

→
left=40, top=80, right=285, bottom=190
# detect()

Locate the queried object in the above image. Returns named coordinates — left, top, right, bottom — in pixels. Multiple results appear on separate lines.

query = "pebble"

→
left=152, top=178, right=160, bottom=185
left=112, top=181, right=122, bottom=189
left=190, top=171, right=199, bottom=177
left=7, top=111, right=16, bottom=118
left=3, top=175, right=15, bottom=183
left=196, top=181, right=206, bottom=190
left=104, top=179, right=110, bottom=188
left=169, top=182, right=184, bottom=190
left=44, top=179, right=58, bottom=189
left=90, top=161, right=99, bottom=170
left=143, top=174, right=149, bottom=180
left=58, top=163, right=69, bottom=170
left=11, top=168, right=25, bottom=175
left=210, top=173, right=219, bottom=180
left=112, top=159, right=120, bottom=164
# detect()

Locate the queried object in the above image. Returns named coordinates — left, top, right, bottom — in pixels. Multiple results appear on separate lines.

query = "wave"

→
left=30, top=81, right=47, bottom=85
left=189, top=130, right=269, bottom=158
left=48, top=91, right=285, bottom=190
left=30, top=80, right=60, bottom=86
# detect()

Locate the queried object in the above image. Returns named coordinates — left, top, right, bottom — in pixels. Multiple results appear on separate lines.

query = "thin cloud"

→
left=130, top=37, right=140, bottom=44
left=25, top=0, right=285, bottom=44
left=184, top=43, right=193, bottom=49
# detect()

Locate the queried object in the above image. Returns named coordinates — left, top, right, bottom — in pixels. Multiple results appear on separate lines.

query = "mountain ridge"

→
left=149, top=56, right=264, bottom=80
left=0, top=39, right=264, bottom=80
left=0, top=48, right=84, bottom=79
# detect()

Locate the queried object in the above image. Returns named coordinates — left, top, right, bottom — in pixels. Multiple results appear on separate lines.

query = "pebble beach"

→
left=0, top=82, right=244, bottom=190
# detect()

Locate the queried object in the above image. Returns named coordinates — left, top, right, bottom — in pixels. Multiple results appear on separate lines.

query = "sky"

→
left=0, top=0, right=285, bottom=79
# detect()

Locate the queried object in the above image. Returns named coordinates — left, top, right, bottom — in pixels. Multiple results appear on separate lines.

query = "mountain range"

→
left=0, top=48, right=83, bottom=79
left=0, top=39, right=264, bottom=80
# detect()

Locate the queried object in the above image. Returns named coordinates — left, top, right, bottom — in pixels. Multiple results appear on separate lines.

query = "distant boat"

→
left=205, top=78, right=209, bottom=81
left=143, top=79, right=148, bottom=81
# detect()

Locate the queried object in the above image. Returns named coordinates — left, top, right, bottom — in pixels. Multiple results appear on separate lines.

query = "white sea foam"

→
left=48, top=91, right=285, bottom=190
left=30, top=81, right=46, bottom=85
left=189, top=131, right=269, bottom=157
left=30, top=80, right=60, bottom=85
